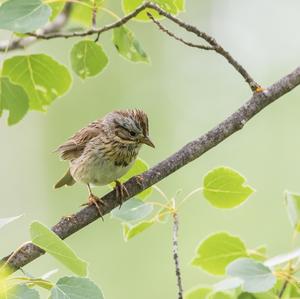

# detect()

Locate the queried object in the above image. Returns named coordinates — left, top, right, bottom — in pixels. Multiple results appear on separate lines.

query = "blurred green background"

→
left=1, top=1, right=300, bottom=298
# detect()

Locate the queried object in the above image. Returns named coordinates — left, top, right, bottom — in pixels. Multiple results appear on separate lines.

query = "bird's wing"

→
left=55, top=120, right=102, bottom=161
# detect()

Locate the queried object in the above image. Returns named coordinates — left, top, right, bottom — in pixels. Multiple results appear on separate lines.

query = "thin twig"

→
left=278, top=280, right=288, bottom=298
left=0, top=2, right=259, bottom=91
left=1, top=65, right=300, bottom=273
left=21, top=2, right=260, bottom=92
left=172, top=213, right=183, bottom=299
left=145, top=4, right=261, bottom=92
left=0, top=1, right=258, bottom=92
left=26, top=2, right=152, bottom=40
left=92, top=0, right=97, bottom=28
left=147, top=12, right=214, bottom=51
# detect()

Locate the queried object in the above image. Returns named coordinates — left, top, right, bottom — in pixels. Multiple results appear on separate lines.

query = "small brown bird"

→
left=55, top=109, right=154, bottom=216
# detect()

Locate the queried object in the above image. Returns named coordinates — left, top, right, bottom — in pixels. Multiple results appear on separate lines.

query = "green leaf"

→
left=285, top=191, right=300, bottom=232
left=287, top=284, right=300, bottom=298
left=113, top=26, right=149, bottom=63
left=238, top=294, right=256, bottom=299
left=174, top=0, right=185, bottom=11
left=111, top=198, right=153, bottom=222
left=48, top=1, right=64, bottom=20
left=117, top=158, right=152, bottom=200
left=70, top=40, right=108, bottom=79
left=227, top=258, right=276, bottom=293
left=0, top=0, right=51, bottom=33
left=70, top=0, right=104, bottom=27
left=2, top=54, right=72, bottom=111
left=4, top=284, right=40, bottom=299
left=122, top=0, right=184, bottom=21
left=238, top=293, right=278, bottom=299
left=0, top=77, right=29, bottom=125
left=203, top=167, right=254, bottom=209
left=207, top=291, right=234, bottom=299
left=123, top=219, right=155, bottom=241
left=184, top=287, right=211, bottom=299
left=0, top=215, right=22, bottom=230
left=50, top=276, right=104, bottom=299
left=192, top=232, right=248, bottom=275
left=30, top=221, right=88, bottom=277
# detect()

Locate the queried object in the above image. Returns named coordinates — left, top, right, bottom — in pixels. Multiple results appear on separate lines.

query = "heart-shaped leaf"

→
left=113, top=26, right=149, bottom=63
left=227, top=258, right=276, bottom=293
left=2, top=54, right=72, bottom=111
left=203, top=167, right=254, bottom=209
left=70, top=40, right=108, bottom=79
left=192, top=232, right=248, bottom=275
left=0, top=0, right=51, bottom=33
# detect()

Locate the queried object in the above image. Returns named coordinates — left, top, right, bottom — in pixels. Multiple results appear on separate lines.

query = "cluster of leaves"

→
left=0, top=158, right=160, bottom=298
left=2, top=160, right=300, bottom=299
left=0, top=0, right=185, bottom=125
left=111, top=165, right=300, bottom=298
left=0, top=216, right=105, bottom=299
left=183, top=170, right=300, bottom=299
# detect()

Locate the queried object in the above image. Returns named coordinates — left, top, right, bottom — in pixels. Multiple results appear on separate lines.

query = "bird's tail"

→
left=54, top=169, right=76, bottom=189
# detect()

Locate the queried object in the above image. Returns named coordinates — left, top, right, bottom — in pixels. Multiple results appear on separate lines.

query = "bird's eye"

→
left=129, top=131, right=137, bottom=137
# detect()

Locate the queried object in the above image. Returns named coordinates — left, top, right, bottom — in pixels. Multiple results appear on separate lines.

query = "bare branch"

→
left=147, top=12, right=214, bottom=51
left=0, top=2, right=259, bottom=91
left=26, top=3, right=152, bottom=40
left=144, top=4, right=260, bottom=92
left=278, top=280, right=288, bottom=298
left=172, top=213, right=183, bottom=299
left=20, top=2, right=259, bottom=92
left=1, top=65, right=300, bottom=273
left=0, top=2, right=262, bottom=92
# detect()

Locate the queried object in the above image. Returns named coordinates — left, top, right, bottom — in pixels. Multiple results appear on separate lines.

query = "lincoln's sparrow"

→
left=54, top=109, right=154, bottom=217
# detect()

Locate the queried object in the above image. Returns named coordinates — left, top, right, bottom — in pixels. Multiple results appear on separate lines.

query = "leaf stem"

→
left=178, top=187, right=203, bottom=208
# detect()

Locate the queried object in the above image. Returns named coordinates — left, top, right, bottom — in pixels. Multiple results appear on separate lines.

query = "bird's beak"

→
left=141, top=136, right=155, bottom=148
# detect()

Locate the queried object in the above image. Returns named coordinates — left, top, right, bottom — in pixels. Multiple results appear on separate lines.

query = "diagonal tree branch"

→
left=2, top=65, right=300, bottom=273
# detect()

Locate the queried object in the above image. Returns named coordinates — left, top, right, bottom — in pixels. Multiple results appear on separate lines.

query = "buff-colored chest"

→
left=69, top=140, right=140, bottom=186
left=71, top=155, right=134, bottom=186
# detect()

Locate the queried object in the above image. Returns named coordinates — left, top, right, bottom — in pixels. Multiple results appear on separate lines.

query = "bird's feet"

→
left=115, top=180, right=129, bottom=208
left=81, top=194, right=107, bottom=221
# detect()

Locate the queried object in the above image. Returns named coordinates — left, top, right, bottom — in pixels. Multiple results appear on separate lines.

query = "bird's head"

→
left=105, top=109, right=155, bottom=148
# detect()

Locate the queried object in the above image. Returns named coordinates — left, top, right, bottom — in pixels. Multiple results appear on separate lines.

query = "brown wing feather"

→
left=56, top=120, right=102, bottom=161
